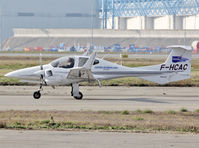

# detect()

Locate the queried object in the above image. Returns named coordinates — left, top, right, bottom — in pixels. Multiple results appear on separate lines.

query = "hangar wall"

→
left=0, top=0, right=99, bottom=41
left=3, top=29, right=199, bottom=50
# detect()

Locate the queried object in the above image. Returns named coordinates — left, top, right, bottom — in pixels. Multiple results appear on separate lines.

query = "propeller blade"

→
left=39, top=53, right=46, bottom=86
left=40, top=53, right=43, bottom=70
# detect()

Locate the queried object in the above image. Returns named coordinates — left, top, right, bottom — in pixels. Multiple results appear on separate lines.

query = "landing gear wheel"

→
left=33, top=91, right=41, bottom=99
left=74, top=92, right=83, bottom=100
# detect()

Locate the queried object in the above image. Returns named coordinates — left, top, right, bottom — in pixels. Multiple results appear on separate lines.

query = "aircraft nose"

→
left=4, top=73, right=11, bottom=77
left=4, top=71, right=21, bottom=78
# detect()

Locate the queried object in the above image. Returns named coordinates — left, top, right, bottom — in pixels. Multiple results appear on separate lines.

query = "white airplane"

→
left=5, top=45, right=192, bottom=100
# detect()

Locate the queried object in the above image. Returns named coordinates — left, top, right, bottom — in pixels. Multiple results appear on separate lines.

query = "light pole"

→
left=184, top=15, right=186, bottom=46
left=102, top=0, right=104, bottom=29
left=112, top=0, right=115, bottom=29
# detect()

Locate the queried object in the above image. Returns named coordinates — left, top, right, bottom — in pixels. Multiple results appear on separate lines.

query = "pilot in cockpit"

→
left=58, top=58, right=74, bottom=69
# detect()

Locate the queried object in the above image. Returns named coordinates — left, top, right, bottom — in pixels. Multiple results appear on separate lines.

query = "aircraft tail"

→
left=138, top=45, right=192, bottom=84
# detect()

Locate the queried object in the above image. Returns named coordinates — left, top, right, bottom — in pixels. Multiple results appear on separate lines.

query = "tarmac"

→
left=0, top=86, right=199, bottom=147
left=0, top=86, right=199, bottom=111
left=0, top=130, right=199, bottom=148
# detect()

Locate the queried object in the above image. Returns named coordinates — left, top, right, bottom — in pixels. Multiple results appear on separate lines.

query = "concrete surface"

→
left=0, top=86, right=199, bottom=111
left=1, top=86, right=199, bottom=148
left=0, top=130, right=199, bottom=148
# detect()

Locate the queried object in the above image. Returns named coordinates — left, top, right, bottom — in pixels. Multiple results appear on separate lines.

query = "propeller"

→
left=39, top=53, right=46, bottom=89
left=40, top=53, right=43, bottom=71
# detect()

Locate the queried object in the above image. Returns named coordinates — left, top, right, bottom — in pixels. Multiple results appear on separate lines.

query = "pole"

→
left=102, top=0, right=105, bottom=29
left=105, top=0, right=107, bottom=29
left=90, top=0, right=94, bottom=50
left=184, top=16, right=186, bottom=46
left=112, top=0, right=115, bottom=29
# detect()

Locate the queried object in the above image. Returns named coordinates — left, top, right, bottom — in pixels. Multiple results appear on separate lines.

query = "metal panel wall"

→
left=100, top=0, right=199, bottom=29
left=0, top=0, right=99, bottom=41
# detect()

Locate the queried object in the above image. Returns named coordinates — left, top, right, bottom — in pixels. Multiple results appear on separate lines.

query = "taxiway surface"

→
left=0, top=130, right=199, bottom=148
left=0, top=86, right=198, bottom=111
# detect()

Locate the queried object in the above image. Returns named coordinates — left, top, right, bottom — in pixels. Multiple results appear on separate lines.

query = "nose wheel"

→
left=33, top=82, right=43, bottom=99
left=33, top=91, right=41, bottom=99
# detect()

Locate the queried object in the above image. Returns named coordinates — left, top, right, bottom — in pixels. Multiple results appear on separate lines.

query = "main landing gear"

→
left=71, top=83, right=83, bottom=100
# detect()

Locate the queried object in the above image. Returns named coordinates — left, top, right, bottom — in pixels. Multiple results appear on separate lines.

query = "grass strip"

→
left=0, top=110, right=199, bottom=133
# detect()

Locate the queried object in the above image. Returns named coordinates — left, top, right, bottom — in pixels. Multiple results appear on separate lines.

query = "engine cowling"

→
left=44, top=69, right=67, bottom=86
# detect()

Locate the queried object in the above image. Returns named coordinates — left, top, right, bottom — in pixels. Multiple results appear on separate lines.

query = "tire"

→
left=74, top=92, right=83, bottom=100
left=33, top=91, right=41, bottom=99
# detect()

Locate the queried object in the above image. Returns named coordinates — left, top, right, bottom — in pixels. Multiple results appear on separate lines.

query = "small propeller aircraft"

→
left=5, top=45, right=192, bottom=100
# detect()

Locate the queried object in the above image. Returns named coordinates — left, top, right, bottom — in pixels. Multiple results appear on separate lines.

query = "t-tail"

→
left=137, top=45, right=192, bottom=84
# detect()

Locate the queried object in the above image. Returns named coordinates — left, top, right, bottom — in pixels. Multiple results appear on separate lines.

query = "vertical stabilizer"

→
left=138, top=45, right=192, bottom=84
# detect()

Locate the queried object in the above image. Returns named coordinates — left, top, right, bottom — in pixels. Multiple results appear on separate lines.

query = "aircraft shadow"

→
left=84, top=98, right=169, bottom=104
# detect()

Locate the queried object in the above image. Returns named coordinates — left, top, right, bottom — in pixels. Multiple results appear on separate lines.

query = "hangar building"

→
left=1, top=0, right=199, bottom=51
left=0, top=0, right=99, bottom=41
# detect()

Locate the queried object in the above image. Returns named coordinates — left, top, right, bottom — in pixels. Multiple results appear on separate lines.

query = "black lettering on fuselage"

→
left=160, top=64, right=166, bottom=70
left=183, top=64, right=188, bottom=70
left=160, top=64, right=188, bottom=71
left=179, top=64, right=183, bottom=70
left=169, top=64, right=175, bottom=70
left=174, top=64, right=179, bottom=70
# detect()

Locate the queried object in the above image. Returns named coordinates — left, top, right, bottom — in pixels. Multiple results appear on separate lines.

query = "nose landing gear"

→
left=33, top=83, right=43, bottom=99
left=33, top=91, right=41, bottom=99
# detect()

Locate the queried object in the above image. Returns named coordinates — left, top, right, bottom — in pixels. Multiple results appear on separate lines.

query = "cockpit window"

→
left=51, top=57, right=74, bottom=69
left=78, top=58, right=100, bottom=67
left=93, top=59, right=99, bottom=65
left=78, top=57, right=88, bottom=67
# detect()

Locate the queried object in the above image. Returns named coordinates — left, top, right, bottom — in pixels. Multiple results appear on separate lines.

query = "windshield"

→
left=51, top=57, right=74, bottom=69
